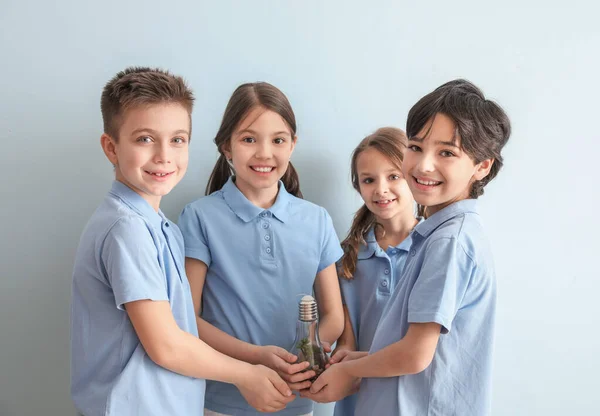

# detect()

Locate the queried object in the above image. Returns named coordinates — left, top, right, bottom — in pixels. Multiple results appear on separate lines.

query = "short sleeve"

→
left=178, top=204, right=212, bottom=267
left=407, top=237, right=474, bottom=334
left=318, top=208, right=343, bottom=272
left=101, top=216, right=169, bottom=310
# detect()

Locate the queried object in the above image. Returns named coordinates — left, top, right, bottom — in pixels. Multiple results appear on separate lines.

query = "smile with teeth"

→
left=375, top=198, right=396, bottom=205
left=146, top=171, right=172, bottom=177
left=415, top=178, right=441, bottom=186
left=251, top=166, right=274, bottom=173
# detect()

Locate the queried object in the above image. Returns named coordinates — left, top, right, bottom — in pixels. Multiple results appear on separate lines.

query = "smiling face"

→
left=403, top=113, right=493, bottom=215
left=356, top=147, right=414, bottom=224
left=223, top=106, right=296, bottom=202
left=101, top=102, right=190, bottom=211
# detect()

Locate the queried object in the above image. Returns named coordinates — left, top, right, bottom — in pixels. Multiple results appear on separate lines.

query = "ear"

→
left=101, top=133, right=119, bottom=165
left=290, top=135, right=298, bottom=156
left=221, top=141, right=232, bottom=161
left=473, top=158, right=494, bottom=181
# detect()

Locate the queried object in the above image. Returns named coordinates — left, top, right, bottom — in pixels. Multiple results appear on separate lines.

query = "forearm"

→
left=196, top=316, right=261, bottom=364
left=156, top=328, right=253, bottom=384
left=342, top=339, right=429, bottom=378
left=318, top=314, right=344, bottom=345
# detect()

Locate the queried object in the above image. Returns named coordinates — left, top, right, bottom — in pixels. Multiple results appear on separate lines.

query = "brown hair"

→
left=100, top=66, right=194, bottom=140
left=205, top=82, right=302, bottom=198
left=406, top=79, right=511, bottom=198
left=339, top=127, right=408, bottom=279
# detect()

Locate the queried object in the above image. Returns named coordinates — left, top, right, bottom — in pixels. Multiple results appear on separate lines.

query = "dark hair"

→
left=205, top=82, right=302, bottom=198
left=339, top=127, right=408, bottom=279
left=406, top=79, right=511, bottom=198
left=100, top=66, right=194, bottom=140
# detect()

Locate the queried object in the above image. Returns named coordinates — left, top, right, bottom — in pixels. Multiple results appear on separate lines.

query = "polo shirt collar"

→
left=414, top=199, right=479, bottom=239
left=222, top=177, right=291, bottom=223
left=109, top=180, right=165, bottom=230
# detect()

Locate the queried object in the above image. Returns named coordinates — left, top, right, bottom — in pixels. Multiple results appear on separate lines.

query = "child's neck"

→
left=234, top=179, right=279, bottom=209
left=375, top=214, right=418, bottom=250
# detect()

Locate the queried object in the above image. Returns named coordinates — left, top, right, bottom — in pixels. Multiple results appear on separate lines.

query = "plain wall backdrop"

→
left=1, top=1, right=599, bottom=415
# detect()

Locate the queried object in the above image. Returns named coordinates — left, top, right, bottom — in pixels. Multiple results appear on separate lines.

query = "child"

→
left=70, top=68, right=295, bottom=416
left=178, top=82, right=345, bottom=416
left=331, top=127, right=419, bottom=416
left=301, top=79, right=511, bottom=416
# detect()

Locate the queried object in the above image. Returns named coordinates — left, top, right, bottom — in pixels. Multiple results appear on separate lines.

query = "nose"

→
left=375, top=179, right=389, bottom=196
left=415, top=151, right=435, bottom=173
left=154, top=141, right=171, bottom=164
left=255, top=140, right=272, bottom=159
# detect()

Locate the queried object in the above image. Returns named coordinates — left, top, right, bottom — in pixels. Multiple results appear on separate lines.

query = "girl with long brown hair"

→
left=178, top=82, right=344, bottom=416
left=329, top=127, right=419, bottom=416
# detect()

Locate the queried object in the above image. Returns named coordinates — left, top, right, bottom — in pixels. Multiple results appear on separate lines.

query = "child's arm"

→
left=313, top=263, right=345, bottom=345
left=186, top=258, right=314, bottom=391
left=125, top=299, right=295, bottom=412
left=330, top=305, right=356, bottom=358
left=301, top=322, right=440, bottom=403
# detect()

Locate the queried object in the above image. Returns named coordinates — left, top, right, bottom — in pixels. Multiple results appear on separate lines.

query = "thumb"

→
left=274, top=347, right=297, bottom=364
left=269, top=371, right=293, bottom=397
left=310, top=374, right=326, bottom=394
left=321, top=341, right=331, bottom=353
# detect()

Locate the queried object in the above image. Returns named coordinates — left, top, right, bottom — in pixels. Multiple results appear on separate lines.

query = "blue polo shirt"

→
left=178, top=177, right=343, bottom=416
left=334, top=227, right=414, bottom=416
left=355, top=200, right=496, bottom=416
left=71, top=181, right=205, bottom=416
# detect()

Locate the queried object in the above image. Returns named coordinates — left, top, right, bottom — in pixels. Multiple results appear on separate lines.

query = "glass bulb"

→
left=289, top=295, right=328, bottom=380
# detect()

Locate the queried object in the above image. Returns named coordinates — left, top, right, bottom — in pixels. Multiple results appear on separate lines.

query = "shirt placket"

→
left=258, top=211, right=275, bottom=262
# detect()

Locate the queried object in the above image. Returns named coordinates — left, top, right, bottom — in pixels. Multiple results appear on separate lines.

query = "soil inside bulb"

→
left=296, top=338, right=328, bottom=381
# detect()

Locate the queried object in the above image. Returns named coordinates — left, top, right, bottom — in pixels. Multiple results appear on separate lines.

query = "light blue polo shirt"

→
left=334, top=227, right=414, bottom=416
left=355, top=200, right=496, bottom=416
left=71, top=181, right=205, bottom=416
left=178, top=177, right=343, bottom=416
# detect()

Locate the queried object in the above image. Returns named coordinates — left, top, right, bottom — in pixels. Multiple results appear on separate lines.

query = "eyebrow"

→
left=130, top=128, right=190, bottom=136
left=408, top=136, right=459, bottom=148
left=236, top=128, right=291, bottom=137
left=359, top=169, right=399, bottom=176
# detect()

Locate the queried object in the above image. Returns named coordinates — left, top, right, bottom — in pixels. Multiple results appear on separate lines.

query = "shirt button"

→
left=266, top=247, right=271, bottom=254
left=260, top=212, right=267, bottom=217
left=262, top=222, right=269, bottom=229
left=384, top=269, right=390, bottom=275
left=410, top=249, right=416, bottom=256
left=382, top=281, right=388, bottom=287
left=164, top=222, right=170, bottom=227
left=264, top=235, right=270, bottom=241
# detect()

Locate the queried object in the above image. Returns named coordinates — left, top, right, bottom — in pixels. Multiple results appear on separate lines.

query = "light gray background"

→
left=1, top=1, right=598, bottom=415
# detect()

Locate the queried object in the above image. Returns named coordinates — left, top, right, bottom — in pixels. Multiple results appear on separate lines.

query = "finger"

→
left=273, top=347, right=298, bottom=364
left=287, top=370, right=315, bottom=383
left=288, top=380, right=312, bottom=391
left=285, top=360, right=310, bottom=374
left=271, top=356, right=292, bottom=373
left=299, top=389, right=327, bottom=403
left=310, top=376, right=326, bottom=394
left=329, top=350, right=348, bottom=364
left=321, top=341, right=331, bottom=353
left=269, top=373, right=293, bottom=397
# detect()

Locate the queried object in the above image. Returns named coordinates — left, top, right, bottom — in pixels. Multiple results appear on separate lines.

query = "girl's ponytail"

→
left=339, top=205, right=377, bottom=279
left=281, top=161, right=303, bottom=198
left=205, top=154, right=232, bottom=196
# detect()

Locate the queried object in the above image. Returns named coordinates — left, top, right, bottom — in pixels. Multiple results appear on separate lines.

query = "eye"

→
left=408, top=144, right=421, bottom=152
left=172, top=137, right=187, bottom=144
left=440, top=150, right=455, bottom=157
left=273, top=137, right=285, bottom=144
left=389, top=174, right=400, bottom=180
left=242, top=137, right=255, bottom=143
left=137, top=136, right=153, bottom=143
left=362, top=178, right=373, bottom=184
